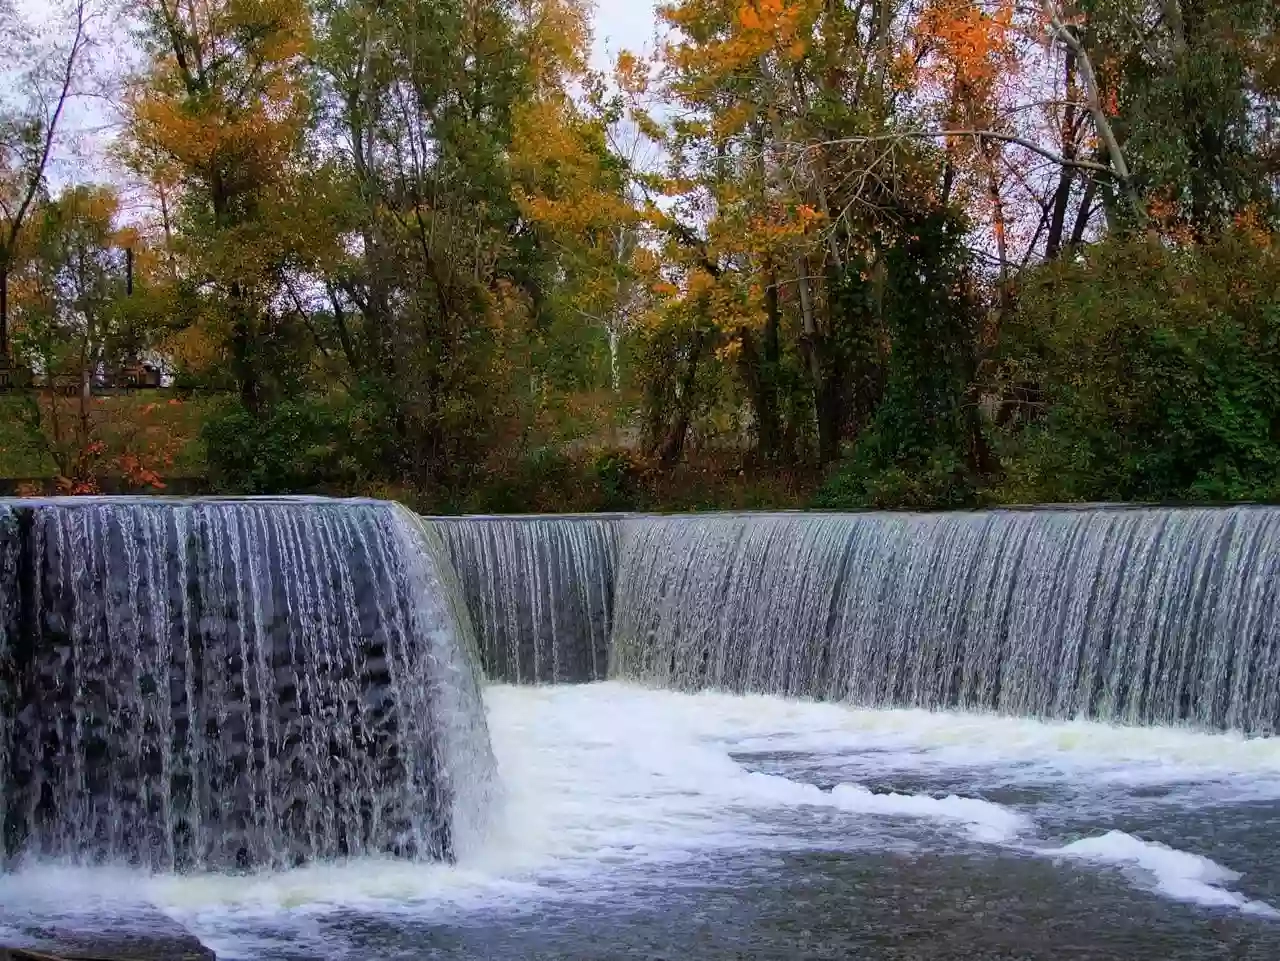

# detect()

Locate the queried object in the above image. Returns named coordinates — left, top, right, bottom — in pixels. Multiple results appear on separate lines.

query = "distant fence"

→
left=0, top=363, right=166, bottom=394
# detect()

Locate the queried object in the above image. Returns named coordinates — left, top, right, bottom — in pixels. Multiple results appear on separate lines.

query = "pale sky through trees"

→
left=593, top=0, right=658, bottom=71
left=6, top=0, right=660, bottom=190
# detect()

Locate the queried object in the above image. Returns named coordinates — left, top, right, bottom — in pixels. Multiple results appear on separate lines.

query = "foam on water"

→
left=2, top=683, right=1277, bottom=957
left=1049, top=831, right=1279, bottom=917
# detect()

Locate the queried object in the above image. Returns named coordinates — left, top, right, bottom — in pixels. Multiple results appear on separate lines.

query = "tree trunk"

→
left=980, top=136, right=1012, bottom=319
left=1045, top=167, right=1076, bottom=259
left=608, top=326, right=621, bottom=393
left=0, top=265, right=8, bottom=363
left=749, top=265, right=785, bottom=460
left=1045, top=53, right=1080, bottom=259
left=816, top=369, right=843, bottom=464
left=739, top=326, right=781, bottom=461
left=659, top=334, right=705, bottom=468
left=1068, top=175, right=1100, bottom=249
left=230, top=282, right=261, bottom=414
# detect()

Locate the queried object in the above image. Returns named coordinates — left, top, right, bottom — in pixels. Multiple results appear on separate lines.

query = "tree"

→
left=1076, top=0, right=1278, bottom=235
left=512, top=59, right=661, bottom=394
left=124, top=0, right=314, bottom=412
left=7, top=185, right=174, bottom=490
left=0, top=0, right=92, bottom=365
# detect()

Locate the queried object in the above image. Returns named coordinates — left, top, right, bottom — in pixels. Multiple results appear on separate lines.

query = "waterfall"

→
left=0, top=497, right=494, bottom=872
left=0, top=506, right=17, bottom=843
left=610, top=509, right=1280, bottom=733
left=429, top=517, right=617, bottom=683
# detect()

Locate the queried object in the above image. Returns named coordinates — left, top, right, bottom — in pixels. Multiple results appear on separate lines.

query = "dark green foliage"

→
left=1083, top=0, right=1279, bottom=232
left=464, top=447, right=580, bottom=515
left=592, top=449, right=642, bottom=511
left=993, top=234, right=1280, bottom=503
left=815, top=210, right=984, bottom=510
left=203, top=397, right=358, bottom=495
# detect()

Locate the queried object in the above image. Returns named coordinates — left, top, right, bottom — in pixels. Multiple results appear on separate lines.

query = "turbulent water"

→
left=432, top=517, right=617, bottom=683
left=611, top=508, right=1280, bottom=733
left=0, top=498, right=493, bottom=872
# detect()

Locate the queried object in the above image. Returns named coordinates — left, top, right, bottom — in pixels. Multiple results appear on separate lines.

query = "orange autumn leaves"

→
left=126, top=0, right=311, bottom=205
left=660, top=0, right=819, bottom=95
left=920, top=0, right=1017, bottom=94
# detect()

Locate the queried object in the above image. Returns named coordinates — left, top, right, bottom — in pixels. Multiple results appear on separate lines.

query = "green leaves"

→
left=996, top=233, right=1280, bottom=504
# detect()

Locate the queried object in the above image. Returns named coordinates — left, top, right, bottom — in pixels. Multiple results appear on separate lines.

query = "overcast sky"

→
left=592, top=0, right=659, bottom=71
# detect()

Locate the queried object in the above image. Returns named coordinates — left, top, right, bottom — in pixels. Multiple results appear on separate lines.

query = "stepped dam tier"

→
left=429, top=506, right=1280, bottom=734
left=431, top=516, right=618, bottom=684
left=0, top=498, right=493, bottom=873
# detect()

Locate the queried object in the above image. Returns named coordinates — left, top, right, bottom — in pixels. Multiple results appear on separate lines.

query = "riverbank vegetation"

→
left=0, top=0, right=1276, bottom=511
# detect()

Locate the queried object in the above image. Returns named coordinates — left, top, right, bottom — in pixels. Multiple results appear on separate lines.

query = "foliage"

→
left=814, top=207, right=985, bottom=510
left=1, top=0, right=1277, bottom=514
left=1081, top=0, right=1280, bottom=235
left=202, top=396, right=358, bottom=494
left=993, top=232, right=1280, bottom=503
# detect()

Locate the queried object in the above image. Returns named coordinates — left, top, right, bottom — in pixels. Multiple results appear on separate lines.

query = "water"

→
left=2, top=684, right=1278, bottom=959
left=5, top=503, right=1280, bottom=958
left=431, top=517, right=617, bottom=683
left=0, top=498, right=493, bottom=872
left=611, top=509, right=1280, bottom=732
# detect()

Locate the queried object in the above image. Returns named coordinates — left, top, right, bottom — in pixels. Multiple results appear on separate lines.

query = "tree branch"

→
left=4, top=0, right=89, bottom=252
left=1038, top=0, right=1146, bottom=225
left=809, top=130, right=1115, bottom=176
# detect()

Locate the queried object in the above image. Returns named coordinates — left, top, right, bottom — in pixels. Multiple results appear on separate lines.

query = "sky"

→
left=592, top=0, right=659, bottom=71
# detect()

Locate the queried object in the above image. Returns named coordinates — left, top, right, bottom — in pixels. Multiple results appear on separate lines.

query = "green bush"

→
left=203, top=397, right=359, bottom=495
left=815, top=443, right=977, bottom=511
left=993, top=233, right=1280, bottom=504
left=463, top=446, right=577, bottom=514
left=592, top=448, right=642, bottom=511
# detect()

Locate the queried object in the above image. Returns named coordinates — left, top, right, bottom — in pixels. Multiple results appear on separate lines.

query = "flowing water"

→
left=612, top=509, right=1280, bottom=732
left=0, top=498, right=492, bottom=873
left=433, top=517, right=617, bottom=683
left=2, top=502, right=1279, bottom=959
left=2, top=684, right=1279, bottom=959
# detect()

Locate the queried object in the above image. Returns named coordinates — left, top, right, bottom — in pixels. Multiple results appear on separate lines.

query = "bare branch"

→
left=1038, top=0, right=1145, bottom=224
left=809, top=130, right=1115, bottom=176
left=3, top=0, right=90, bottom=251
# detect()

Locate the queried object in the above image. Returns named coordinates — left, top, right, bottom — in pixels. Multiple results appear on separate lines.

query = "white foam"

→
left=725, top=698, right=1280, bottom=789
left=1047, top=830, right=1279, bottom=917
left=827, top=784, right=1030, bottom=842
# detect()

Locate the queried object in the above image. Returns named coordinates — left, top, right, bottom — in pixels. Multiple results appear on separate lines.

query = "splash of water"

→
left=431, top=517, right=617, bottom=683
left=0, top=498, right=493, bottom=872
